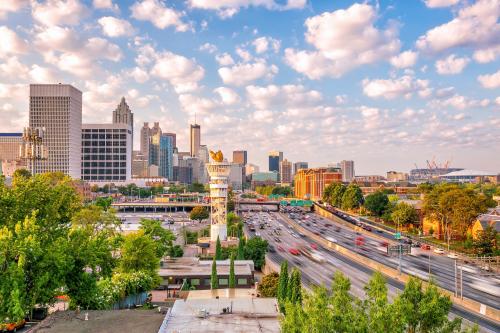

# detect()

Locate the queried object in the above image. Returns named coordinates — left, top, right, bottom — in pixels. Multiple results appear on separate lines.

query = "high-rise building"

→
left=340, top=160, right=355, bottom=182
left=0, top=133, right=22, bottom=161
left=151, top=122, right=162, bottom=137
left=293, top=161, right=308, bottom=175
left=294, top=168, right=342, bottom=200
left=29, top=84, right=82, bottom=178
left=162, top=132, right=176, bottom=149
left=279, top=159, right=292, bottom=183
left=229, top=163, right=243, bottom=190
left=113, top=97, right=133, bottom=131
left=232, top=150, right=247, bottom=165
left=140, top=122, right=151, bottom=160
left=190, top=123, right=201, bottom=157
left=149, top=133, right=173, bottom=180
left=268, top=151, right=283, bottom=172
left=132, top=151, right=148, bottom=178
left=199, top=145, right=209, bottom=163
left=81, top=123, right=132, bottom=182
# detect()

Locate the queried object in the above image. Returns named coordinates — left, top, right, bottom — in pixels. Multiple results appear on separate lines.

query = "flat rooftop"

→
left=159, top=289, right=280, bottom=333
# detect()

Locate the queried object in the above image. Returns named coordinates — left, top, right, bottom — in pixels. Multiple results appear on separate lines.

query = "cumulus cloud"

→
left=423, top=0, right=460, bottom=8
left=0, top=26, right=28, bottom=59
left=0, top=0, right=29, bottom=19
left=252, top=36, right=280, bottom=54
left=417, top=0, right=500, bottom=53
left=178, top=93, right=216, bottom=115
left=130, top=0, right=190, bottom=32
left=245, top=84, right=321, bottom=110
left=187, top=0, right=305, bottom=19
left=125, top=67, right=149, bottom=83
left=390, top=50, right=418, bottom=68
left=150, top=50, right=205, bottom=93
left=478, top=69, right=500, bottom=89
left=435, top=54, right=469, bottom=74
left=32, top=0, right=89, bottom=26
left=199, top=42, right=217, bottom=54
left=98, top=17, right=134, bottom=37
left=429, top=94, right=490, bottom=110
left=285, top=3, right=400, bottom=79
left=473, top=45, right=500, bottom=63
left=214, top=87, right=240, bottom=105
left=215, top=53, right=234, bottom=66
left=362, top=75, right=431, bottom=99
left=93, top=0, right=119, bottom=11
left=218, top=60, right=278, bottom=86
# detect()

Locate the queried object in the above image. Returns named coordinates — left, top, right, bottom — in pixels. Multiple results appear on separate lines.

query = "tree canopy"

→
left=364, top=191, right=390, bottom=217
left=341, top=184, right=364, bottom=210
left=190, top=206, right=209, bottom=222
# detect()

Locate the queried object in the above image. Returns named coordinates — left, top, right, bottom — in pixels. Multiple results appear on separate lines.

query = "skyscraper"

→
left=0, top=133, right=23, bottom=161
left=29, top=84, right=82, bottom=178
left=293, top=161, right=308, bottom=175
left=112, top=97, right=134, bottom=164
left=140, top=122, right=151, bottom=160
left=149, top=133, right=173, bottom=180
left=190, top=123, right=201, bottom=157
left=232, top=150, right=247, bottom=165
left=340, top=160, right=355, bottom=182
left=268, top=151, right=283, bottom=172
left=279, top=159, right=292, bottom=183
left=162, top=132, right=176, bottom=149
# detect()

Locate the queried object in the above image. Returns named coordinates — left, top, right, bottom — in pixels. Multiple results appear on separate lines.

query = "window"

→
left=237, top=278, right=247, bottom=285
left=219, top=278, right=228, bottom=285
left=190, top=279, right=200, bottom=286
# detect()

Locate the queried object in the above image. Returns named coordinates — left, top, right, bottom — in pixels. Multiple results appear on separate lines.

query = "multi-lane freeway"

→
left=243, top=209, right=500, bottom=332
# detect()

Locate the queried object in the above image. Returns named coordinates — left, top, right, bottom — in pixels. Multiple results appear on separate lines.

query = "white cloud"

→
left=252, top=36, right=280, bottom=54
left=478, top=70, right=500, bottom=89
left=178, top=93, right=216, bottom=115
left=417, top=0, right=500, bottom=53
left=214, top=87, right=240, bottom=105
left=236, top=47, right=252, bottom=62
left=93, top=0, right=119, bottom=11
left=32, top=0, right=88, bottom=26
left=435, top=54, right=469, bottom=74
left=429, top=94, right=490, bottom=110
left=473, top=45, right=500, bottom=63
left=98, top=17, right=134, bottom=37
left=130, top=0, right=190, bottom=32
left=218, top=60, right=278, bottom=86
left=0, top=26, right=28, bottom=59
left=126, top=67, right=149, bottom=83
left=0, top=57, right=29, bottom=78
left=424, top=0, right=460, bottom=8
left=29, top=64, right=59, bottom=83
left=199, top=43, right=217, bottom=54
left=285, top=3, right=400, bottom=79
left=246, top=84, right=321, bottom=110
left=362, top=75, right=431, bottom=99
left=495, top=97, right=500, bottom=105
left=390, top=50, right=418, bottom=68
left=215, top=53, right=234, bottom=66
left=150, top=51, right=205, bottom=93
left=187, top=0, right=304, bottom=19
left=0, top=0, right=29, bottom=19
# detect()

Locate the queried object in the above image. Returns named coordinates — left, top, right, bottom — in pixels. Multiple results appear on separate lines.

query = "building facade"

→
left=132, top=150, right=148, bottom=178
left=29, top=84, right=82, bottom=179
left=294, top=168, right=342, bottom=200
left=233, top=150, right=247, bottom=165
left=293, top=161, right=308, bottom=175
left=279, top=159, right=292, bottom=183
left=0, top=133, right=22, bottom=161
left=190, top=123, right=200, bottom=157
left=340, top=160, right=355, bottom=182
left=268, top=151, right=283, bottom=173
left=386, top=171, right=408, bottom=182
left=162, top=132, right=177, bottom=149
left=81, top=123, right=132, bottom=182
left=149, top=133, right=174, bottom=180
left=140, top=122, right=151, bottom=161
left=229, top=163, right=243, bottom=190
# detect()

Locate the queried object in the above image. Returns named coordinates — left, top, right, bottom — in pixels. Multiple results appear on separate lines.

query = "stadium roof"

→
left=441, top=169, right=497, bottom=177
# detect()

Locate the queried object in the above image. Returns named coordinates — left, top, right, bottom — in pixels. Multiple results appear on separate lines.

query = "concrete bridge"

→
left=112, top=201, right=209, bottom=213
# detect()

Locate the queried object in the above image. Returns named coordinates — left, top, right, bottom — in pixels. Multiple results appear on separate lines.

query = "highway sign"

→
left=394, top=232, right=401, bottom=240
left=387, top=244, right=411, bottom=256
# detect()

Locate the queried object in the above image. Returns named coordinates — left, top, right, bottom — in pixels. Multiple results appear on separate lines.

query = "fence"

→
left=111, top=292, right=148, bottom=310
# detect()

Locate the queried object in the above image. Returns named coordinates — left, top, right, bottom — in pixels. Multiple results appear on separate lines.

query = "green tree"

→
left=215, top=235, right=222, bottom=260
left=287, top=269, right=302, bottom=305
left=229, top=254, right=236, bottom=288
left=227, top=212, right=243, bottom=237
left=188, top=182, right=206, bottom=193
left=244, top=236, right=268, bottom=270
left=473, top=226, right=498, bottom=256
left=364, top=191, right=389, bottom=217
left=95, top=196, right=113, bottom=211
left=272, top=186, right=292, bottom=196
left=139, top=218, right=176, bottom=257
left=323, top=182, right=346, bottom=207
left=258, top=272, right=279, bottom=297
left=237, top=237, right=246, bottom=260
left=118, top=231, right=159, bottom=274
left=190, top=206, right=209, bottom=223
left=210, top=257, right=218, bottom=289
left=278, top=261, right=289, bottom=306
left=391, top=202, right=419, bottom=230
left=72, top=205, right=120, bottom=235
left=341, top=184, right=364, bottom=210
left=364, top=272, right=401, bottom=333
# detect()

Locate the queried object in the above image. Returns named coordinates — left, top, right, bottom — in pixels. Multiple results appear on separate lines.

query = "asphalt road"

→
left=243, top=210, right=500, bottom=333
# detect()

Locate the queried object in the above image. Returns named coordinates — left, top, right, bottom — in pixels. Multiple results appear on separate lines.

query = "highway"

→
left=243, top=210, right=500, bottom=332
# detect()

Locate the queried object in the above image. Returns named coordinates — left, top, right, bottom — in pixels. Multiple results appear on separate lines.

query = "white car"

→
left=433, top=248, right=445, bottom=255
left=326, top=236, right=338, bottom=243
left=447, top=253, right=458, bottom=259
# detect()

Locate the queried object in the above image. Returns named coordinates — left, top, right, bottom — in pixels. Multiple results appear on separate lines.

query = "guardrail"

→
left=281, top=211, right=500, bottom=324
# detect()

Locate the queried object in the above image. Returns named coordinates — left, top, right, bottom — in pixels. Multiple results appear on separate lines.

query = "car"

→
left=277, top=245, right=285, bottom=252
left=305, top=223, right=311, bottom=226
left=325, top=224, right=332, bottom=227
left=380, top=241, right=389, bottom=247
left=288, top=248, right=300, bottom=255
left=274, top=237, right=281, bottom=243
left=326, top=236, right=337, bottom=243
left=313, top=231, right=320, bottom=236
left=411, top=241, right=421, bottom=248
left=292, top=258, right=302, bottom=266
left=268, top=245, right=276, bottom=253
left=420, top=244, right=431, bottom=250
left=255, top=232, right=261, bottom=237
left=319, top=229, right=325, bottom=234
left=0, top=319, right=26, bottom=332
left=310, top=243, right=318, bottom=250
left=433, top=248, right=445, bottom=255
left=355, top=236, right=365, bottom=246
left=334, top=226, right=341, bottom=232
left=447, top=253, right=458, bottom=259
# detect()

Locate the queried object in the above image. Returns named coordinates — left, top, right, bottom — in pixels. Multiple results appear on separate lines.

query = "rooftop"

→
left=158, top=258, right=254, bottom=278
left=159, top=289, right=280, bottom=333
left=441, top=169, right=498, bottom=177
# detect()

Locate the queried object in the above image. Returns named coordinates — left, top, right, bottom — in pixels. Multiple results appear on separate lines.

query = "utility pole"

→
left=454, top=259, right=457, bottom=297
left=398, top=244, right=402, bottom=275
left=428, top=251, right=431, bottom=278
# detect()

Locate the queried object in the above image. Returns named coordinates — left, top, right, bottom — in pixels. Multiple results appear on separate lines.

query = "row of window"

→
left=82, top=129, right=130, bottom=133
left=82, top=169, right=126, bottom=175
left=82, top=175, right=125, bottom=181
left=83, top=155, right=127, bottom=161
left=82, top=141, right=127, bottom=147
left=82, top=148, right=127, bottom=154
left=81, top=162, right=127, bottom=167
left=82, top=134, right=128, bottom=139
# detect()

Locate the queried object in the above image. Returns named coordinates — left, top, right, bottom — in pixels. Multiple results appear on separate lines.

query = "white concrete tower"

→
left=206, top=160, right=231, bottom=241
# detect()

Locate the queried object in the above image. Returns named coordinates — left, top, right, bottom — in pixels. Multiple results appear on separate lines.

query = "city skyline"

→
left=0, top=1, right=499, bottom=174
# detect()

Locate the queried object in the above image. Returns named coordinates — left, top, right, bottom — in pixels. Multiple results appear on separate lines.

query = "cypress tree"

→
left=278, top=261, right=289, bottom=308
left=290, top=269, right=302, bottom=305
left=215, top=235, right=222, bottom=260
left=286, top=268, right=295, bottom=301
left=229, top=253, right=236, bottom=288
left=211, top=257, right=218, bottom=289
left=237, top=237, right=245, bottom=260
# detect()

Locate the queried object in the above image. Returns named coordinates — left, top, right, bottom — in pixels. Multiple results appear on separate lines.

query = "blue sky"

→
left=0, top=0, right=499, bottom=174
